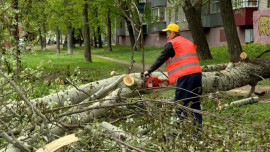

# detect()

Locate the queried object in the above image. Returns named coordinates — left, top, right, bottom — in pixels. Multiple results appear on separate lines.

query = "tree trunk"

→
left=125, top=18, right=136, bottom=49
left=90, top=37, right=93, bottom=46
left=79, top=29, right=83, bottom=46
left=120, top=0, right=136, bottom=49
left=67, top=25, right=73, bottom=54
left=41, top=23, right=46, bottom=51
left=12, top=0, right=21, bottom=80
left=83, top=0, right=91, bottom=62
left=94, top=34, right=98, bottom=48
left=56, top=26, right=61, bottom=54
left=72, top=28, right=76, bottom=48
left=182, top=0, right=213, bottom=60
left=218, top=0, right=243, bottom=62
left=107, top=9, right=112, bottom=51
left=97, top=26, right=102, bottom=48
left=39, top=28, right=43, bottom=49
left=0, top=18, right=12, bottom=74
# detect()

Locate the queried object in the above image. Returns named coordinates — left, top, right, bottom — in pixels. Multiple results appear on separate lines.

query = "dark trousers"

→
left=174, top=73, right=202, bottom=131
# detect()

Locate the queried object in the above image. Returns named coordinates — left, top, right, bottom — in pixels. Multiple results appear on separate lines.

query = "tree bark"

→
left=202, top=57, right=270, bottom=93
left=218, top=0, right=243, bottom=62
left=182, top=0, right=213, bottom=60
left=107, top=9, right=112, bottom=51
left=67, top=25, right=73, bottom=54
left=94, top=34, right=98, bottom=48
left=125, top=18, right=136, bottom=49
left=97, top=26, right=102, bottom=48
left=83, top=0, right=92, bottom=62
left=41, top=23, right=46, bottom=51
left=12, top=0, right=21, bottom=80
left=72, top=28, right=76, bottom=48
left=120, top=0, right=136, bottom=49
left=79, top=29, right=83, bottom=46
left=55, top=26, right=61, bottom=54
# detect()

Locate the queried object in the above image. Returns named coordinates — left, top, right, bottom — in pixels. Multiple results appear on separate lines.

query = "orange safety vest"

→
left=166, top=36, right=202, bottom=84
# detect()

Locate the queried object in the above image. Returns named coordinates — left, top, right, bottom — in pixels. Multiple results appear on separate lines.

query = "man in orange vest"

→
left=144, top=23, right=202, bottom=134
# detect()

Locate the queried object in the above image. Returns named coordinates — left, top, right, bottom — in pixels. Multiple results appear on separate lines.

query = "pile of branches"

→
left=1, top=54, right=270, bottom=151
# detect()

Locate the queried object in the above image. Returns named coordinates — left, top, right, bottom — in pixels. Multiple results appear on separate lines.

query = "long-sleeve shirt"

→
left=148, top=42, right=175, bottom=73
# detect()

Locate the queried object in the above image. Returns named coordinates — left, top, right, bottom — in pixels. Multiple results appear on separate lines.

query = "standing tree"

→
left=97, top=26, right=102, bottom=48
left=41, top=22, right=47, bottom=51
left=83, top=0, right=91, bottom=62
left=11, top=0, right=21, bottom=79
left=67, top=25, right=73, bottom=54
left=180, top=0, right=213, bottom=60
left=118, top=0, right=136, bottom=49
left=55, top=25, right=61, bottom=54
left=218, top=0, right=243, bottom=62
left=106, top=8, right=112, bottom=51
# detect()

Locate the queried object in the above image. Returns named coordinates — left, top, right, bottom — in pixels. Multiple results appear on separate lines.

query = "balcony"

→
left=116, top=27, right=126, bottom=36
left=149, top=0, right=166, bottom=8
left=201, top=7, right=258, bottom=27
left=234, top=8, right=258, bottom=26
left=134, top=24, right=148, bottom=35
left=233, top=0, right=258, bottom=9
left=202, top=13, right=223, bottom=27
left=148, top=21, right=166, bottom=33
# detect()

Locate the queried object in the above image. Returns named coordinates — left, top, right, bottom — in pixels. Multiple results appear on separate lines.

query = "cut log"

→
left=240, top=52, right=248, bottom=60
left=201, top=63, right=228, bottom=72
left=1, top=75, right=122, bottom=114
left=48, top=84, right=138, bottom=137
left=100, top=121, right=131, bottom=141
left=36, top=134, right=79, bottom=152
left=31, top=75, right=122, bottom=105
left=123, top=74, right=135, bottom=87
left=224, top=96, right=259, bottom=108
left=202, top=57, right=270, bottom=93
left=110, top=71, right=120, bottom=76
left=240, top=52, right=249, bottom=62
left=99, top=121, right=147, bottom=152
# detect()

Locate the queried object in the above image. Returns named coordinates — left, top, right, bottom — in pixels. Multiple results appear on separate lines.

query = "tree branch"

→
left=0, top=69, right=53, bottom=142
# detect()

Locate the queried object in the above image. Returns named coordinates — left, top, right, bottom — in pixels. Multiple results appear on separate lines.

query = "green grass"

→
left=91, top=45, right=163, bottom=65
left=22, top=49, right=129, bottom=81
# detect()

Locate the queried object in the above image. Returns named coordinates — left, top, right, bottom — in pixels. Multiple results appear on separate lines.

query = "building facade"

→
left=253, top=0, right=270, bottom=44
left=116, top=0, right=270, bottom=47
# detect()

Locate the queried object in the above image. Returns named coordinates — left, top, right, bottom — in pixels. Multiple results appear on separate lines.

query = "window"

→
left=159, top=8, right=165, bottom=22
left=245, top=29, right=254, bottom=43
left=175, top=9, right=179, bottom=23
left=268, top=0, right=270, bottom=8
left=151, top=7, right=166, bottom=22
left=211, top=0, right=220, bottom=13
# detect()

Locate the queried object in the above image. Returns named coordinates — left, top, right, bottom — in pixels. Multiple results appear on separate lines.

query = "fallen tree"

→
left=1, top=56, right=270, bottom=151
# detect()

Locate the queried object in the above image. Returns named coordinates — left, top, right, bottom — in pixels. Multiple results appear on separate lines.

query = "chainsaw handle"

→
left=143, top=71, right=151, bottom=77
left=140, top=72, right=151, bottom=83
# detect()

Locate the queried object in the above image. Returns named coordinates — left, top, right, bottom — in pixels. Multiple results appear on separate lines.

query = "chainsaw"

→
left=141, top=72, right=170, bottom=89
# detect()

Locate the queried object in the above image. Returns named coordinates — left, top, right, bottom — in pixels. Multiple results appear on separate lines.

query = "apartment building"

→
left=116, top=0, right=269, bottom=47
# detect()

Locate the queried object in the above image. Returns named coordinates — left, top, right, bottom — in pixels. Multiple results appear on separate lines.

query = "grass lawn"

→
left=22, top=49, right=129, bottom=82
